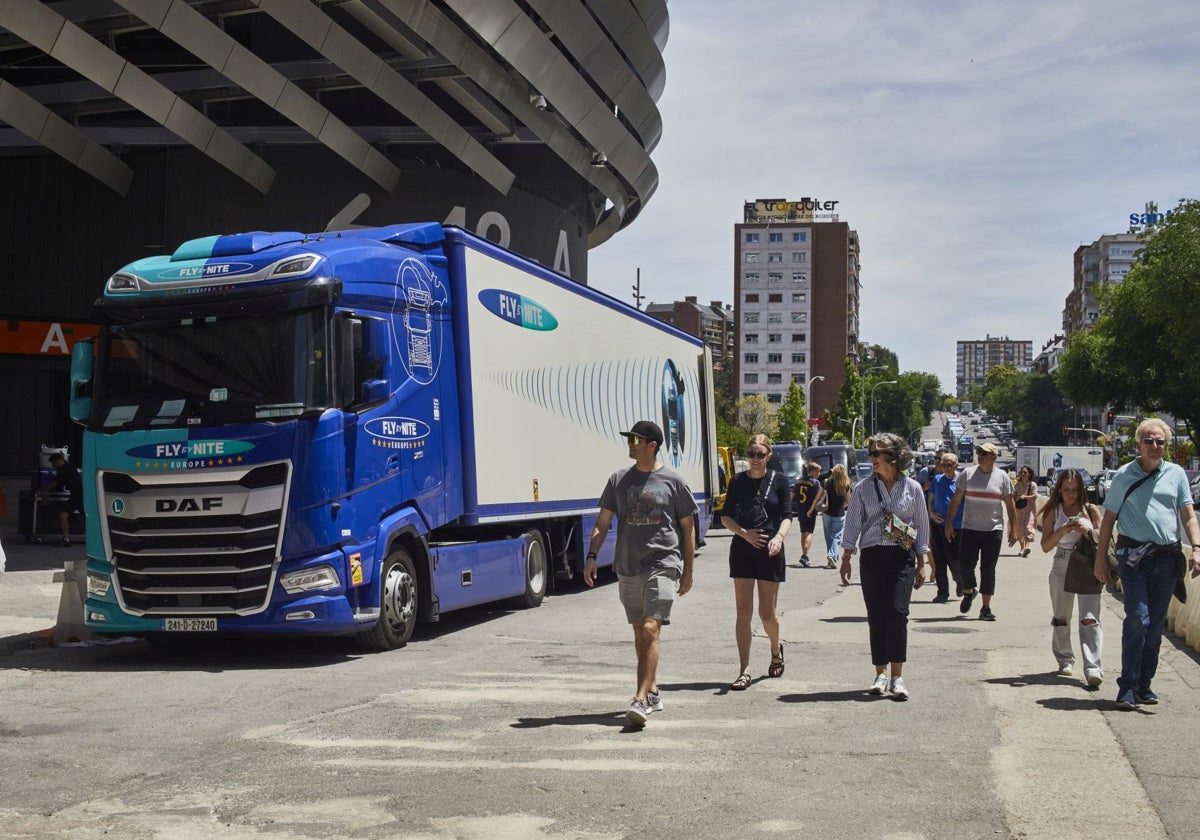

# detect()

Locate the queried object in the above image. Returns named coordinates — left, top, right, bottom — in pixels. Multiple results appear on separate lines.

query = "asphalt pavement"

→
left=3, top=486, right=1200, bottom=838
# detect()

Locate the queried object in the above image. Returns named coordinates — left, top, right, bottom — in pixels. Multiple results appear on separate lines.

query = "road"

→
left=2, top=516, right=1199, bottom=839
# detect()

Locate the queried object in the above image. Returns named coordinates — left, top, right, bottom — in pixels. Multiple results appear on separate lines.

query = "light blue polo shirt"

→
left=1103, top=459, right=1191, bottom=544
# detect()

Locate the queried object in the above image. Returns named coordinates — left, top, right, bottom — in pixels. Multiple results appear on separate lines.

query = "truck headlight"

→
left=279, top=565, right=340, bottom=594
left=87, top=573, right=111, bottom=597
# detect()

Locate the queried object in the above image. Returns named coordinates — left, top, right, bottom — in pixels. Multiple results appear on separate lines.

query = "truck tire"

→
left=357, top=548, right=418, bottom=651
left=511, top=529, right=548, bottom=609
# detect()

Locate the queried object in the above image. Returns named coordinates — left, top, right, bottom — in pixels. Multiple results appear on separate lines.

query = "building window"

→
left=769, top=294, right=782, bottom=303
left=769, top=232, right=783, bottom=242
left=767, top=393, right=782, bottom=404
left=744, top=312, right=760, bottom=323
left=768, top=312, right=782, bottom=324
left=792, top=292, right=807, bottom=303
left=767, top=353, right=782, bottom=363
left=792, top=333, right=806, bottom=343
left=743, top=373, right=759, bottom=384
left=744, top=293, right=759, bottom=303
left=768, top=272, right=783, bottom=283
left=792, top=373, right=805, bottom=384
left=745, top=232, right=760, bottom=243
left=745, top=334, right=759, bottom=343
left=767, top=373, right=783, bottom=384
left=768, top=334, right=782, bottom=343
left=745, top=252, right=759, bottom=263
left=744, top=352, right=759, bottom=363
left=792, top=271, right=808, bottom=282
left=791, top=353, right=806, bottom=364
left=744, top=272, right=760, bottom=282
left=768, top=252, right=783, bottom=263
left=791, top=312, right=807, bottom=323
left=792, top=252, right=807, bottom=263
left=793, top=232, right=808, bottom=242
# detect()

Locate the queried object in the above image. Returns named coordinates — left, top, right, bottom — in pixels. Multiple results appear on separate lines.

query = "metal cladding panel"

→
left=450, top=2, right=522, bottom=45
left=163, top=98, right=217, bottom=148
left=223, top=45, right=288, bottom=104
left=38, top=112, right=88, bottom=159
left=322, top=27, right=383, bottom=87
left=0, top=0, right=65, bottom=53
left=49, top=23, right=125, bottom=92
left=204, top=130, right=274, bottom=194
left=113, top=66, right=175, bottom=124
left=117, top=0, right=169, bottom=28
left=157, top=1, right=235, bottom=66
left=0, top=81, right=51, bottom=138
left=274, top=84, right=328, bottom=136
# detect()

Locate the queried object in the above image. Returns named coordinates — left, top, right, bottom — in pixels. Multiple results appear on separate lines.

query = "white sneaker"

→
left=1085, top=671, right=1103, bottom=688
left=869, top=673, right=889, bottom=695
left=1059, top=663, right=1074, bottom=676
left=646, top=690, right=663, bottom=713
left=890, top=676, right=909, bottom=701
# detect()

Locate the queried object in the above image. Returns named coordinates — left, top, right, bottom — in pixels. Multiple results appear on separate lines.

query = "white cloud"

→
left=587, top=0, right=1200, bottom=392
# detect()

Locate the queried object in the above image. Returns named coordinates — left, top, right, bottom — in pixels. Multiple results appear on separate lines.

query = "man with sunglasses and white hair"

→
left=1096, top=417, right=1200, bottom=710
left=585, top=420, right=697, bottom=727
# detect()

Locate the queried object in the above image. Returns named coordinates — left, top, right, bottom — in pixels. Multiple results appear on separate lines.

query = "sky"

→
left=586, top=0, right=1200, bottom=393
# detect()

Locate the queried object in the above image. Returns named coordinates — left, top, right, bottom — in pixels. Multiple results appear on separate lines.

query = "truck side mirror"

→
left=69, top=338, right=94, bottom=423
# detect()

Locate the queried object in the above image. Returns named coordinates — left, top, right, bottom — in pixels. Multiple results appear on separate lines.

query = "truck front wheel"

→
left=357, top=548, right=418, bottom=651
left=511, top=529, right=548, bottom=608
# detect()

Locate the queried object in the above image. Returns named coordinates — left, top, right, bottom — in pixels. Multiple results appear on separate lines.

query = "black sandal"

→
left=769, top=643, right=785, bottom=678
left=731, top=673, right=752, bottom=691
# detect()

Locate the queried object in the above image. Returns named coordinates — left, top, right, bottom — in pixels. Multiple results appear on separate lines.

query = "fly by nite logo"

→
left=478, top=289, right=558, bottom=331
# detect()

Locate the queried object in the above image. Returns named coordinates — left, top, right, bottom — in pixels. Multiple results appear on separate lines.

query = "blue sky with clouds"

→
left=586, top=1, right=1200, bottom=392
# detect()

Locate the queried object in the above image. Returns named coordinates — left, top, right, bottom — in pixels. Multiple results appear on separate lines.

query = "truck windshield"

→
left=92, top=308, right=332, bottom=429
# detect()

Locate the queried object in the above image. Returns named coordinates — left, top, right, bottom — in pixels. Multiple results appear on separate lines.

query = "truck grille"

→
left=100, top=462, right=290, bottom=616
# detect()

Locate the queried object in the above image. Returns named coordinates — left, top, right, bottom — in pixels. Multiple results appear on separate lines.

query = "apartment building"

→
left=733, top=198, right=861, bottom=421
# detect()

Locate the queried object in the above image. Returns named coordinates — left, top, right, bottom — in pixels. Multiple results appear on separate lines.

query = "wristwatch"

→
left=586, top=552, right=597, bottom=561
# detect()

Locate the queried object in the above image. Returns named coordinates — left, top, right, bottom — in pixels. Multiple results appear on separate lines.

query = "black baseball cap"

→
left=620, top=420, right=664, bottom=447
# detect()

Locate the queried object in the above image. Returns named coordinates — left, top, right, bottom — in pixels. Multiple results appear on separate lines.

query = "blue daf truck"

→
left=70, top=224, right=717, bottom=649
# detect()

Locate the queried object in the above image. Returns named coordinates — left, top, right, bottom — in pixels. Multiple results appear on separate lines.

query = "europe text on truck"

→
left=70, top=224, right=717, bottom=650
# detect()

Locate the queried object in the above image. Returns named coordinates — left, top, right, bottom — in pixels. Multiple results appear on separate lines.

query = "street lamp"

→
left=805, top=374, right=825, bottom=446
left=860, top=365, right=888, bottom=447
left=870, top=380, right=898, bottom=438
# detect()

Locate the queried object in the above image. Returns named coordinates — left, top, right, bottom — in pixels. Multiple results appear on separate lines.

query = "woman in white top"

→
left=1039, top=469, right=1103, bottom=686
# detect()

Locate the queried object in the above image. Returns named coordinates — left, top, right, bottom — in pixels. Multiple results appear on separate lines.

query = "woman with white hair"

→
left=839, top=433, right=930, bottom=700
left=1096, top=417, right=1200, bottom=710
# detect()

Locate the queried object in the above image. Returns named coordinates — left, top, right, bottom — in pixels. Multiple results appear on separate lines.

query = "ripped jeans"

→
left=1049, top=546, right=1102, bottom=673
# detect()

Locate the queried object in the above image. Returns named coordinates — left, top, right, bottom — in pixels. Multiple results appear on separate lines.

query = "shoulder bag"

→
left=734, top=470, right=773, bottom=531
left=873, top=476, right=916, bottom=551
left=1066, top=527, right=1108, bottom=594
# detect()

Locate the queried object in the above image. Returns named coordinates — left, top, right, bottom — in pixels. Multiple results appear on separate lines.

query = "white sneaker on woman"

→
left=869, top=673, right=889, bottom=695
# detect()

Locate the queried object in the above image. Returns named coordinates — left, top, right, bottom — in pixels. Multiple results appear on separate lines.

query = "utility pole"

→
left=631, top=267, right=644, bottom=310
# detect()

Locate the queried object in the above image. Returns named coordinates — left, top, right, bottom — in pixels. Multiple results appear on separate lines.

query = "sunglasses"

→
left=747, top=450, right=769, bottom=459
left=628, top=435, right=647, bottom=445
left=868, top=449, right=891, bottom=457
left=1141, top=438, right=1167, bottom=447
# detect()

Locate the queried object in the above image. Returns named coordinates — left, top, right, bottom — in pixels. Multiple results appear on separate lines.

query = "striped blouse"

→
left=841, top=474, right=931, bottom=556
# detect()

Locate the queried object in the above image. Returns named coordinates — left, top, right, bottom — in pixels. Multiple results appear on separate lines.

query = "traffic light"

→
left=1062, top=425, right=1069, bottom=435
left=1106, top=411, right=1115, bottom=424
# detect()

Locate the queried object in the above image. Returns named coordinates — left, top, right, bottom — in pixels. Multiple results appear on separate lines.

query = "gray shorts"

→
left=617, top=568, right=678, bottom=625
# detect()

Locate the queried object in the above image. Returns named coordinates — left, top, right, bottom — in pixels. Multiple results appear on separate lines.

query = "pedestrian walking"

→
left=839, top=433, right=929, bottom=700
left=1011, top=466, right=1040, bottom=556
left=1095, top=418, right=1200, bottom=710
left=584, top=420, right=698, bottom=726
left=820, top=464, right=852, bottom=569
left=793, top=461, right=824, bottom=567
left=719, top=434, right=793, bottom=690
left=1039, top=469, right=1104, bottom=686
left=945, top=441, right=1017, bottom=621
left=926, top=453, right=963, bottom=602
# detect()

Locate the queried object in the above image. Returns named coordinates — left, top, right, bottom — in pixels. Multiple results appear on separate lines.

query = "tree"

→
left=775, top=380, right=807, bottom=442
left=1058, top=198, right=1200, bottom=448
left=735, top=394, right=776, bottom=438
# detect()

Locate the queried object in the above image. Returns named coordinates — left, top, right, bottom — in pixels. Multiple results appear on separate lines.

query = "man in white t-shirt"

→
left=944, top=442, right=1017, bottom=621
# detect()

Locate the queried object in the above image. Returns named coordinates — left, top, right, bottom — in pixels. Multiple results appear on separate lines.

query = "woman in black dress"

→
left=719, top=434, right=794, bottom=690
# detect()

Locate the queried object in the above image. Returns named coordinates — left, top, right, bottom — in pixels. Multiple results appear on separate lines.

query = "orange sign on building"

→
left=1, top=319, right=100, bottom=356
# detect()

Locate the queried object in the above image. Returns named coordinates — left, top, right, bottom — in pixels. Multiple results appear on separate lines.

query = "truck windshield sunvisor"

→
left=90, top=307, right=334, bottom=430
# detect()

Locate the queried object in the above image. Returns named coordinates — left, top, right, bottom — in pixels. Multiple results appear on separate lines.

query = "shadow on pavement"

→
left=818, top=615, right=867, bottom=623
left=777, top=689, right=882, bottom=703
left=511, top=711, right=628, bottom=729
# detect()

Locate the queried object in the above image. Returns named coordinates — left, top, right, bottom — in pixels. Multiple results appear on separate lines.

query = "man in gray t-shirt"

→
left=585, top=420, right=697, bottom=727
left=945, top=442, right=1017, bottom=621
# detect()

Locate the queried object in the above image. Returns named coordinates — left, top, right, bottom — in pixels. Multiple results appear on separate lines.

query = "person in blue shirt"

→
left=926, top=453, right=963, bottom=602
left=1096, top=418, right=1200, bottom=710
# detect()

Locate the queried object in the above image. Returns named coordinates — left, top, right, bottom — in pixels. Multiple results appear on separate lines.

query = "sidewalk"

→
left=0, top=521, right=72, bottom=654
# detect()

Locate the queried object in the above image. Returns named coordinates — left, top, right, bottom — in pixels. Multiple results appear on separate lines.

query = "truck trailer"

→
left=1013, top=445, right=1104, bottom=480
left=69, top=224, right=717, bottom=649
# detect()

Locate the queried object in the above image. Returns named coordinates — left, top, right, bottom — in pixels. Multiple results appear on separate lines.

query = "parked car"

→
left=767, top=442, right=805, bottom=486
left=1191, top=472, right=1200, bottom=507
left=802, top=443, right=854, bottom=481
left=1094, top=469, right=1119, bottom=503
left=1046, top=467, right=1097, bottom=501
